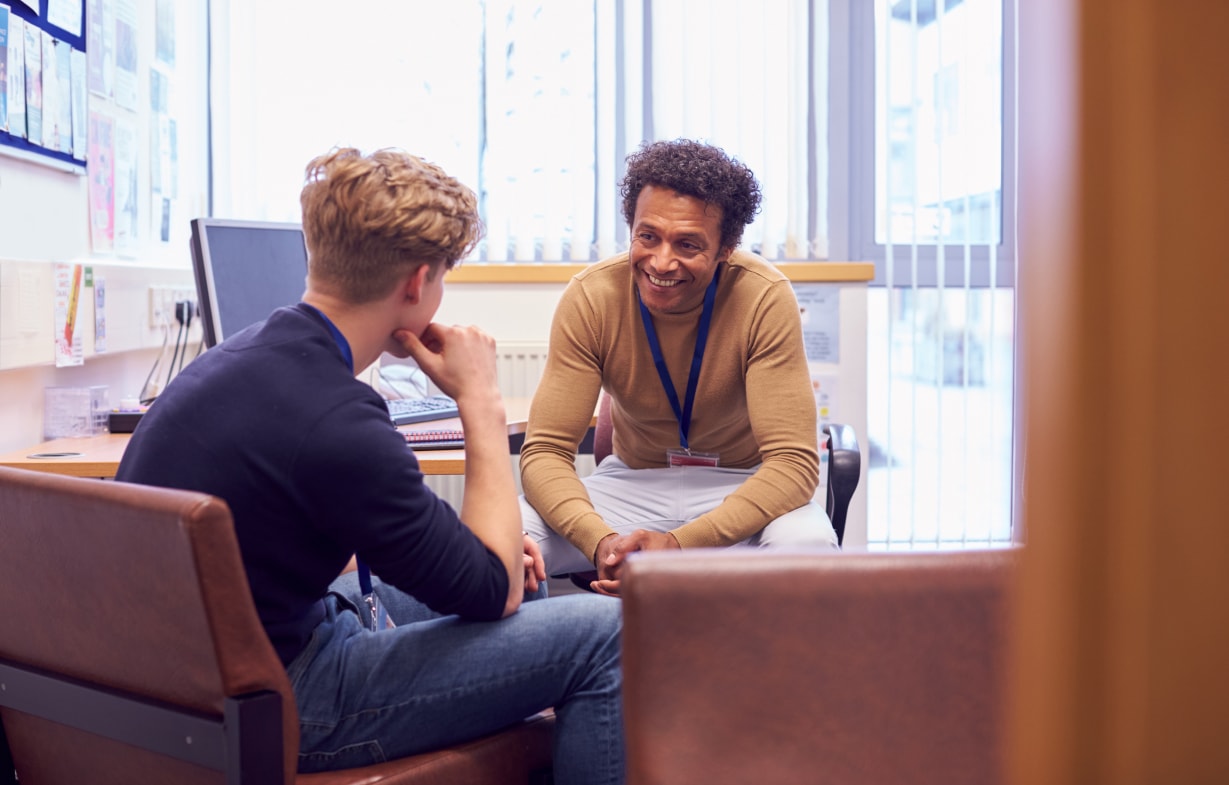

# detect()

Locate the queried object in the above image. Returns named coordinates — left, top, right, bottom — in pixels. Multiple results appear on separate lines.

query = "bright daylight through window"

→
left=213, top=0, right=1015, bottom=550
left=864, top=0, right=1014, bottom=549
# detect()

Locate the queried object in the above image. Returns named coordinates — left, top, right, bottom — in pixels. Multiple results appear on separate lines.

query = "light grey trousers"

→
left=521, top=456, right=840, bottom=576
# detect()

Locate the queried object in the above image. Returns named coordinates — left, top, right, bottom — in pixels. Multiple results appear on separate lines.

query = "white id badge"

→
left=667, top=449, right=720, bottom=468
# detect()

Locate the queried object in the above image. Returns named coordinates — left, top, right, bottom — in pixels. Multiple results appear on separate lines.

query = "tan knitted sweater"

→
left=519, top=249, right=819, bottom=562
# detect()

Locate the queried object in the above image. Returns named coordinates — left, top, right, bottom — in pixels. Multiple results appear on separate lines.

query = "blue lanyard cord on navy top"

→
left=299, top=303, right=355, bottom=373
left=635, top=263, right=721, bottom=452
left=299, top=303, right=374, bottom=595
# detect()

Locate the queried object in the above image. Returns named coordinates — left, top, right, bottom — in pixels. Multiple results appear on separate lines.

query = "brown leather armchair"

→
left=620, top=547, right=1016, bottom=785
left=0, top=466, right=552, bottom=785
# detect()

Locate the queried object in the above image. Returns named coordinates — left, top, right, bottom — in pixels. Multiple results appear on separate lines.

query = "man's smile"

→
left=646, top=273, right=683, bottom=287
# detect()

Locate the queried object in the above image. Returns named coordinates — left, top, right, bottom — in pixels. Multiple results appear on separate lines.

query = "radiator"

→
left=424, top=341, right=559, bottom=507
left=494, top=342, right=551, bottom=403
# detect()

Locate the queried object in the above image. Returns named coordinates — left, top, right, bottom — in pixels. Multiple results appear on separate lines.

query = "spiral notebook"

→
left=403, top=428, right=465, bottom=450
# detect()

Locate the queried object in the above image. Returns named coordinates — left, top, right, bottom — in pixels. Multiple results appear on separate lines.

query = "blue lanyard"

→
left=300, top=303, right=374, bottom=598
left=636, top=264, right=721, bottom=452
left=300, top=303, right=354, bottom=373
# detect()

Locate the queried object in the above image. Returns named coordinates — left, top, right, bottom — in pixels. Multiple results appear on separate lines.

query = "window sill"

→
left=444, top=261, right=875, bottom=284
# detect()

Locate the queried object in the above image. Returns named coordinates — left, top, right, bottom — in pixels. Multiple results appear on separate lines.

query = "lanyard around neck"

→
left=300, top=303, right=354, bottom=373
left=636, top=264, right=721, bottom=452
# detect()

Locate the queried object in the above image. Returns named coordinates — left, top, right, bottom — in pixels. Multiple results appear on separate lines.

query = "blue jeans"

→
left=287, top=574, right=624, bottom=785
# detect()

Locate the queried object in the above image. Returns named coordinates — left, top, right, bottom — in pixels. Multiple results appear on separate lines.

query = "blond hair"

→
left=300, top=147, right=483, bottom=303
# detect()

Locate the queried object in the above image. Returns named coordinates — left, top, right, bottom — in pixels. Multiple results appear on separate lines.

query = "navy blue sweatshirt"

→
left=117, top=304, right=508, bottom=664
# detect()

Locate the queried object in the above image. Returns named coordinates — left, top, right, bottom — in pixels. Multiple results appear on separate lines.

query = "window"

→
left=840, top=0, right=1017, bottom=548
left=210, top=1, right=1017, bottom=549
left=209, top=0, right=826, bottom=262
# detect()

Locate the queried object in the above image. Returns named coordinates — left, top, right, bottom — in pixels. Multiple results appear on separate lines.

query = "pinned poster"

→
left=87, top=110, right=115, bottom=252
left=6, top=14, right=27, bottom=138
left=23, top=20, right=41, bottom=142
left=113, top=115, right=138, bottom=255
left=47, top=0, right=84, bottom=38
left=112, top=0, right=137, bottom=111
left=795, top=283, right=841, bottom=364
left=1, top=5, right=9, bottom=132
left=93, top=275, right=107, bottom=353
left=54, top=262, right=85, bottom=367
left=86, top=0, right=111, bottom=97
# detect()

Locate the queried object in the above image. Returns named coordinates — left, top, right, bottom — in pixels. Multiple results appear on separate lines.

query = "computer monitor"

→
left=189, top=218, right=309, bottom=348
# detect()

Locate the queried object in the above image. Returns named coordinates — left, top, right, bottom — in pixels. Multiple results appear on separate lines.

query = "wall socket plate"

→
left=148, top=285, right=197, bottom=327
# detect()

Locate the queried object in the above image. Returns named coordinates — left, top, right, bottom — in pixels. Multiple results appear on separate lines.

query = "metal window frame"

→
left=832, top=0, right=1017, bottom=288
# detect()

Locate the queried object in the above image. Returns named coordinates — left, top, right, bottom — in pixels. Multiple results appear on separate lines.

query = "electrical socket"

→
left=148, top=285, right=197, bottom=327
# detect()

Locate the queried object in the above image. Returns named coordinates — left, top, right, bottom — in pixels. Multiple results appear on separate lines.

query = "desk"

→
left=0, top=398, right=542, bottom=479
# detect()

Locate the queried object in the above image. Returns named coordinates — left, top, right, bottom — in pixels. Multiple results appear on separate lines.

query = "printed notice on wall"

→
left=113, top=0, right=137, bottom=111
left=93, top=275, right=107, bottom=353
left=795, top=284, right=840, bottom=364
left=54, top=262, right=85, bottom=367
left=87, top=110, right=115, bottom=252
left=48, top=0, right=84, bottom=38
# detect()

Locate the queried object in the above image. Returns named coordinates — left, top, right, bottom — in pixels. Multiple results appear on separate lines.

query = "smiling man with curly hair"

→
left=520, top=139, right=839, bottom=596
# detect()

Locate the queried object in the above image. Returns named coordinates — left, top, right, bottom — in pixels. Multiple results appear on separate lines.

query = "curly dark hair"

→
left=620, top=139, right=762, bottom=251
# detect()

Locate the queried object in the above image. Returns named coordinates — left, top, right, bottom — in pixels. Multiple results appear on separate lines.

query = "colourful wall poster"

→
left=40, top=29, right=56, bottom=149
left=54, top=262, right=85, bottom=367
left=54, top=39, right=72, bottom=153
left=86, top=0, right=112, bottom=97
left=113, top=0, right=137, bottom=111
left=1, top=5, right=9, bottom=132
left=113, top=116, right=138, bottom=255
left=70, top=47, right=86, bottom=155
left=87, top=111, right=115, bottom=252
left=23, top=19, right=41, bottom=142
left=6, top=15, right=26, bottom=137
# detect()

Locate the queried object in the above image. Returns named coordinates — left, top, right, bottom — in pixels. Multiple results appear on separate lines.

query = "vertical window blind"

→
left=212, top=0, right=827, bottom=262
left=864, top=0, right=1015, bottom=549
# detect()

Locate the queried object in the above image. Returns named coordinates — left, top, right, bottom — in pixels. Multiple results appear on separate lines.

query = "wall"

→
left=0, top=0, right=207, bottom=450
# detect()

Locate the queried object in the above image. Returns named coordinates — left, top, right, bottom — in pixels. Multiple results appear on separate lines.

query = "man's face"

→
left=629, top=185, right=729, bottom=315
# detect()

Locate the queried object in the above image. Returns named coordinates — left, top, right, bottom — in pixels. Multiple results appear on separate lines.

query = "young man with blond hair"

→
left=118, top=147, right=624, bottom=784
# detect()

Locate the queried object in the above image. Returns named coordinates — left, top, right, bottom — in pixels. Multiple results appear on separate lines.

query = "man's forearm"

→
left=458, top=398, right=524, bottom=614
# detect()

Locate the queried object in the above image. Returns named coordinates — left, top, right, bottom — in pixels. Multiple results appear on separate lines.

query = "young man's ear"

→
left=404, top=263, right=431, bottom=305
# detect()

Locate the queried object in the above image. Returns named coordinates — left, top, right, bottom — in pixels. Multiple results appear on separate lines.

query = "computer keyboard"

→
left=384, top=394, right=461, bottom=426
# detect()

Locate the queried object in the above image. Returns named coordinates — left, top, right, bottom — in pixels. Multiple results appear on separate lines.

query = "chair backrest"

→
left=0, top=466, right=298, bottom=785
left=823, top=422, right=861, bottom=544
left=622, top=547, right=1016, bottom=785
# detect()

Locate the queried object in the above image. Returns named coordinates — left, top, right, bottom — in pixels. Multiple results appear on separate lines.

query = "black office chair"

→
left=565, top=394, right=863, bottom=591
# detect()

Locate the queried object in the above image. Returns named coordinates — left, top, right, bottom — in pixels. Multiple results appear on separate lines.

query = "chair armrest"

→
left=621, top=548, right=1015, bottom=785
left=823, top=422, right=861, bottom=544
